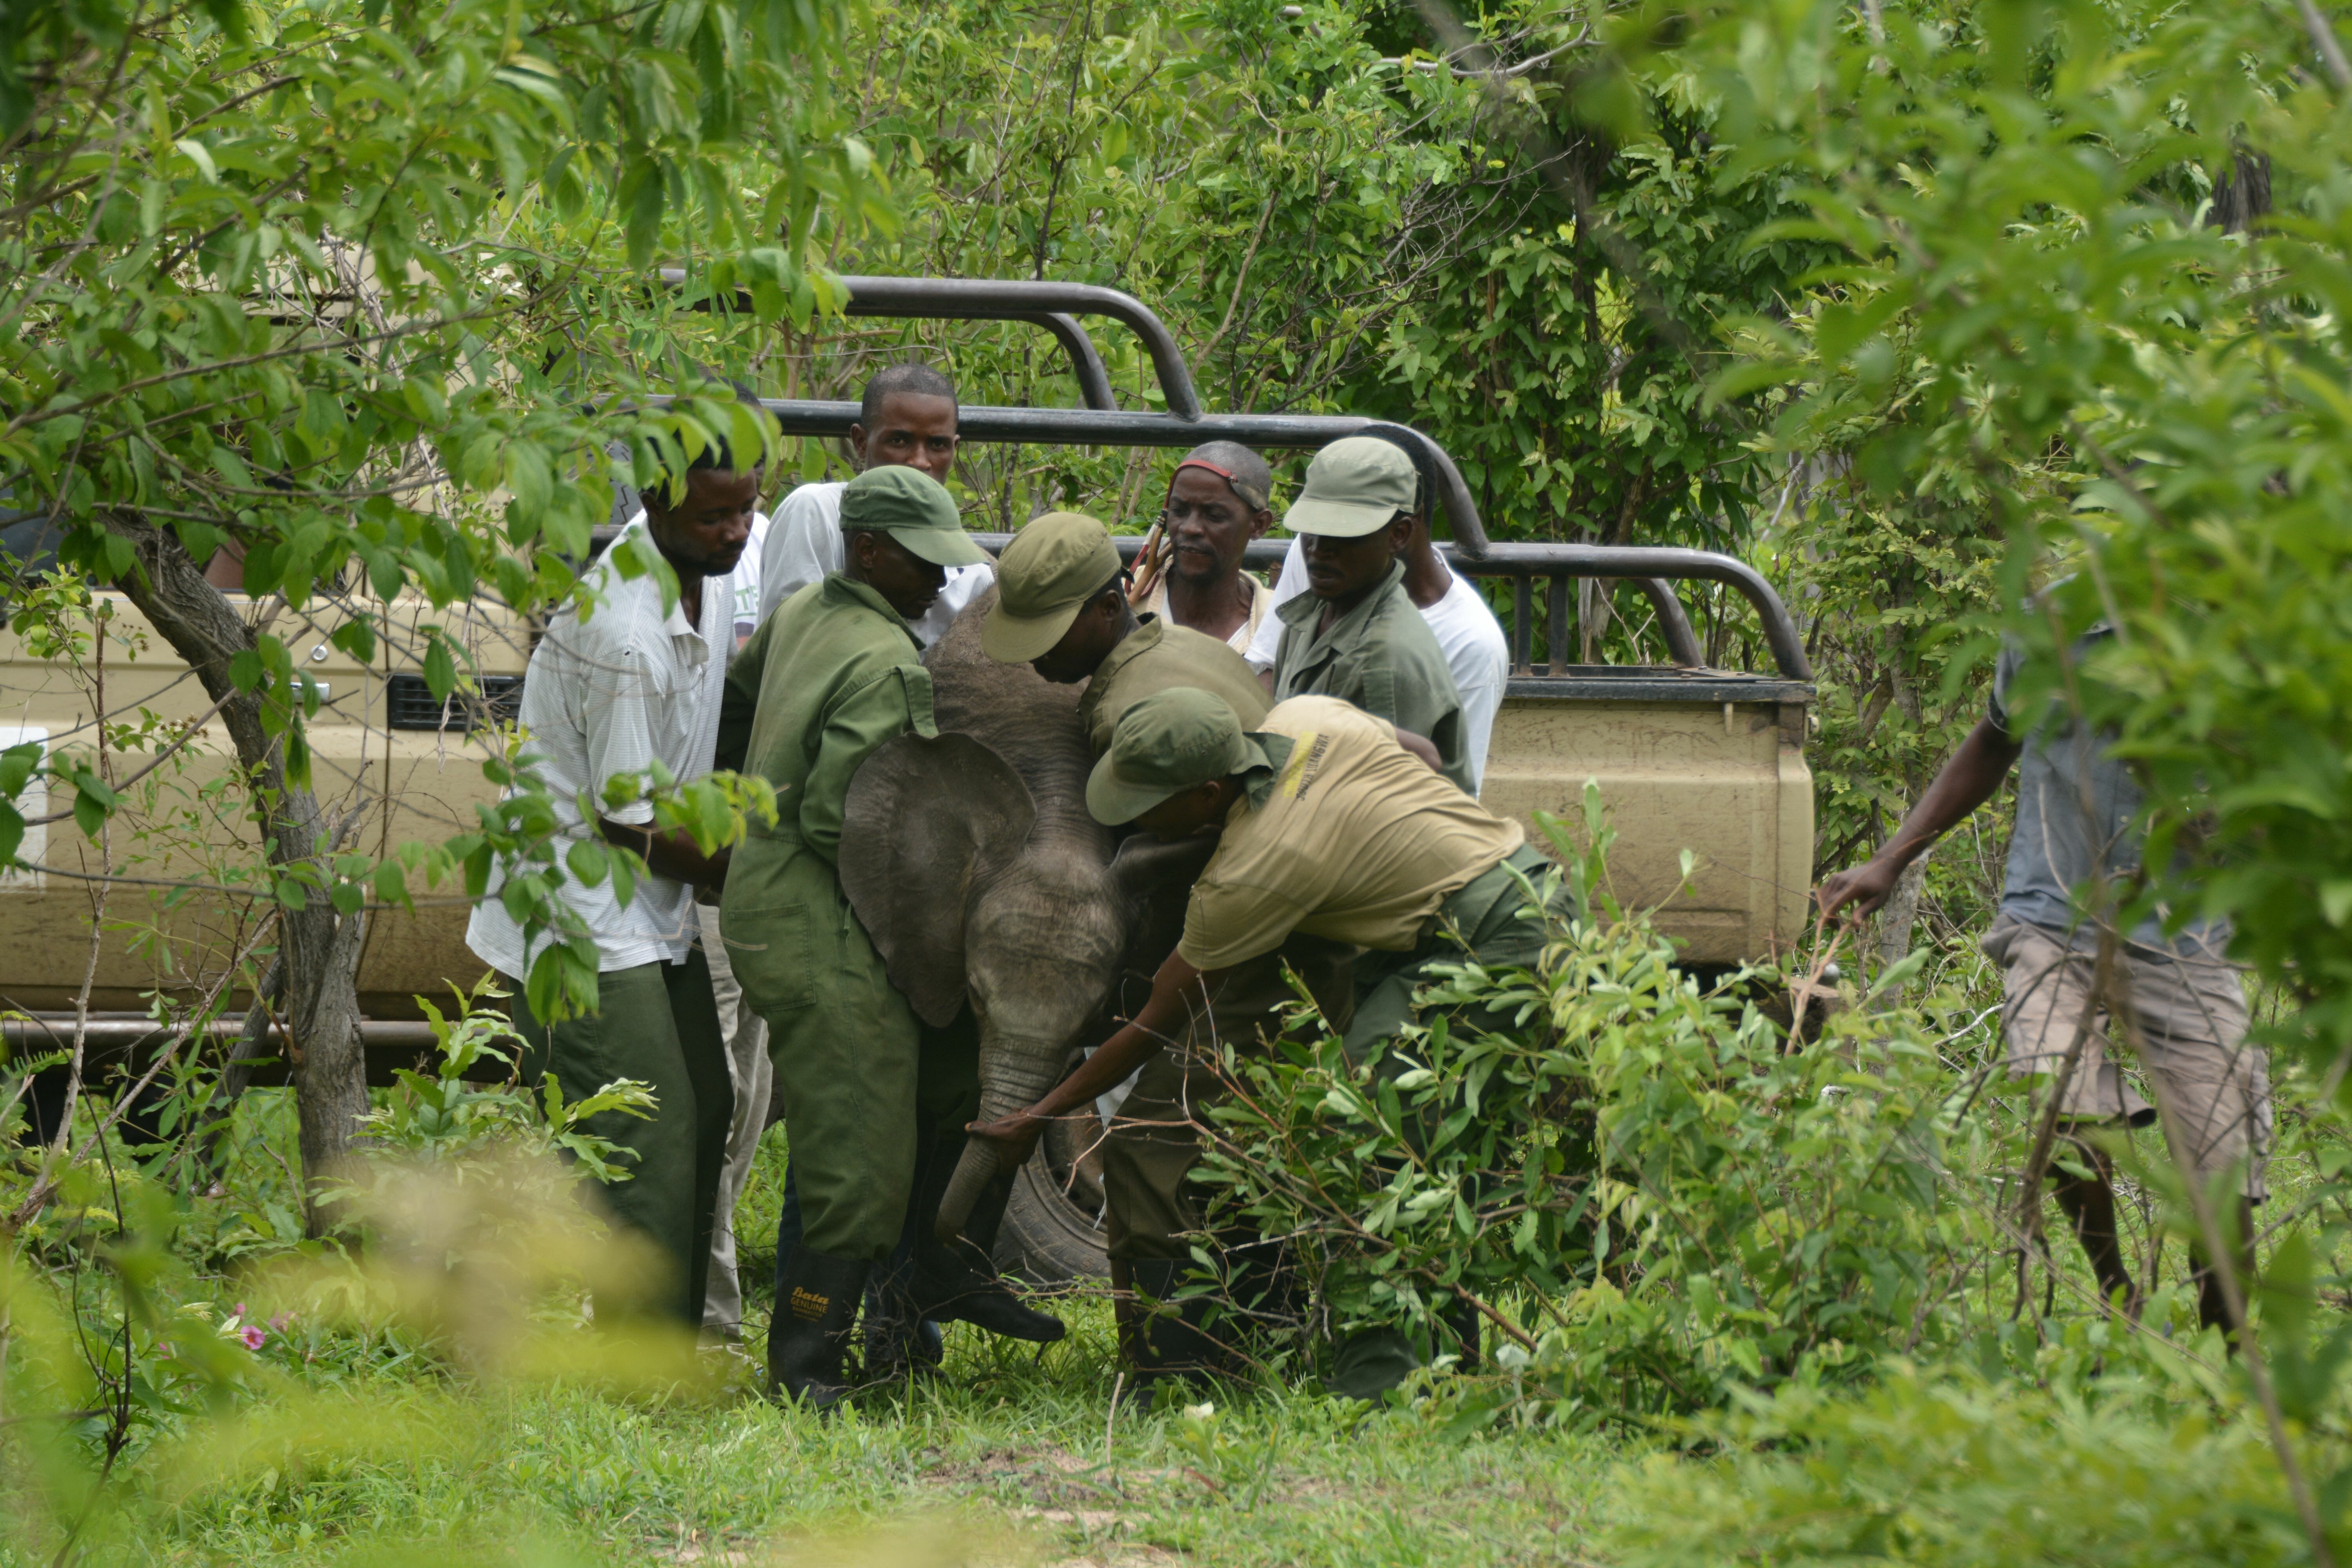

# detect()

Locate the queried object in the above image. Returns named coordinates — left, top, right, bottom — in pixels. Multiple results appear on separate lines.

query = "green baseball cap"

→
left=839, top=465, right=991, bottom=568
left=1085, top=686, right=1260, bottom=825
left=981, top=511, right=1124, bottom=663
left=1283, top=436, right=1416, bottom=538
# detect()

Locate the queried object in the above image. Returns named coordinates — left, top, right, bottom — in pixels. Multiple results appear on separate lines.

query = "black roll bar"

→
left=834, top=276, right=1193, bottom=417
left=657, top=268, right=1118, bottom=412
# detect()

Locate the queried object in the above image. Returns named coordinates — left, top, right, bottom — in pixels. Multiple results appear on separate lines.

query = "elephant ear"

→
left=840, top=732, right=1036, bottom=1028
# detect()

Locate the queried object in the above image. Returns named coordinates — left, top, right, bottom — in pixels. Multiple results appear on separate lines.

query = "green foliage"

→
left=352, top=982, right=656, bottom=1184
left=1607, top=1367, right=2326, bottom=1566
left=1657, top=0, right=2352, bottom=1049
left=0, top=0, right=863, bottom=1022
left=1199, top=792, right=1982, bottom=1423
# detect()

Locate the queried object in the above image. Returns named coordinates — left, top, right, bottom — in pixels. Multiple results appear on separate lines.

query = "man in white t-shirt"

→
left=1243, top=441, right=1508, bottom=795
left=466, top=407, right=759, bottom=1325
left=757, top=363, right=993, bottom=646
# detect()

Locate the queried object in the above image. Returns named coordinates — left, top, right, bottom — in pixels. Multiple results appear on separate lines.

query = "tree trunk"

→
left=1876, top=850, right=1928, bottom=1001
left=104, top=512, right=370, bottom=1234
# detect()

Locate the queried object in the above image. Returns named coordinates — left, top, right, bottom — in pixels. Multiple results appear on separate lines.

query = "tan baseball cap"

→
left=1085, top=687, right=1261, bottom=825
left=981, top=511, right=1124, bottom=663
left=1282, top=436, right=1417, bottom=538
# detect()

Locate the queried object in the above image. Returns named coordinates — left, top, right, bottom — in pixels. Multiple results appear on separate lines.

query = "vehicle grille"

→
left=385, top=672, right=524, bottom=732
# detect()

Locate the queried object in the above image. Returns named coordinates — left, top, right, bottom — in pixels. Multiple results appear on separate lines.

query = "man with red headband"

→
left=1130, top=441, right=1279, bottom=653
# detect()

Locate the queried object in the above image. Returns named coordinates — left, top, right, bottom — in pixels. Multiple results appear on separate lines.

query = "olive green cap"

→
left=1282, top=436, right=1416, bottom=538
left=981, top=510, right=1124, bottom=664
left=839, top=465, right=991, bottom=568
left=1085, top=686, right=1260, bottom=825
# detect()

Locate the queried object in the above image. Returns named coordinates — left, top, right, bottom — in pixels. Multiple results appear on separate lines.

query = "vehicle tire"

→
left=991, top=1063, right=1112, bottom=1283
left=993, top=1159, right=1109, bottom=1285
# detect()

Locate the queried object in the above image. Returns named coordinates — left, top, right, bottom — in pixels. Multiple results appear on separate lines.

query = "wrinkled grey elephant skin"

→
left=839, top=592, right=1206, bottom=1241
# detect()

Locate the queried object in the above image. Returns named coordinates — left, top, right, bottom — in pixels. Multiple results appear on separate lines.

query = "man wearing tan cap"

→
left=984, top=510, right=1340, bottom=1385
left=982, top=509, right=1270, bottom=753
left=1262, top=436, right=1472, bottom=794
left=967, top=685, right=1568, bottom=1398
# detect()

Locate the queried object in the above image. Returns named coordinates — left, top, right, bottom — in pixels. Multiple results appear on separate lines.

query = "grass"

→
left=7, top=941, right=2328, bottom=1567
left=6, top=1118, right=1625, bottom=1568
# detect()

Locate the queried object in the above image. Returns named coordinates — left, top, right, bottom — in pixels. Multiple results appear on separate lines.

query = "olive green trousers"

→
left=724, top=835, right=975, bottom=1263
left=1329, top=842, right=1572, bottom=1398
left=508, top=950, right=733, bottom=1324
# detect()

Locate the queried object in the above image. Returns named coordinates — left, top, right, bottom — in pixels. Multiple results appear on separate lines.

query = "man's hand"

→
left=1393, top=727, right=1443, bottom=774
left=966, top=1107, right=1048, bottom=1169
left=1813, top=716, right=2024, bottom=926
left=1817, top=858, right=1901, bottom=922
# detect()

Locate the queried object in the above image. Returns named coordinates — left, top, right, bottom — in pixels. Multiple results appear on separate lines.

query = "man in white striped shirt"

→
left=466, top=405, right=761, bottom=1325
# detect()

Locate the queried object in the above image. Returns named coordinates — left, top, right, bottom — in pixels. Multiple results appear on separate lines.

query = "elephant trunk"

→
left=935, top=1038, right=1067, bottom=1243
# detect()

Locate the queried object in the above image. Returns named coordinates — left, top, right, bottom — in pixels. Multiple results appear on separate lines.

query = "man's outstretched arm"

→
left=1818, top=715, right=2022, bottom=920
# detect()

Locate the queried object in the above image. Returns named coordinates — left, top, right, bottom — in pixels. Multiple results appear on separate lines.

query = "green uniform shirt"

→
left=1076, top=615, right=1272, bottom=758
left=718, top=573, right=937, bottom=860
left=1269, top=559, right=1471, bottom=794
left=714, top=572, right=943, bottom=1261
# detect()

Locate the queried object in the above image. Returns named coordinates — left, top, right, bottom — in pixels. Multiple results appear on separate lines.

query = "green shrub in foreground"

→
left=1196, top=798, right=1990, bottom=1425
left=1607, top=1367, right=2327, bottom=1567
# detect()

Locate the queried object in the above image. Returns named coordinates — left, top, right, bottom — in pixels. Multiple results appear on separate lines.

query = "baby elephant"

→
left=839, top=594, right=1204, bottom=1249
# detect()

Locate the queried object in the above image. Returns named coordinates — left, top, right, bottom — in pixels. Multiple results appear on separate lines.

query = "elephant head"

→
left=838, top=594, right=1207, bottom=1242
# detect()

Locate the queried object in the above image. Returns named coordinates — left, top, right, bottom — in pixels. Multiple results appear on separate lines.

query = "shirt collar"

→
left=822, top=572, right=927, bottom=646
left=1096, top=615, right=1164, bottom=682
left=1275, top=557, right=1405, bottom=639
left=1238, top=731, right=1290, bottom=810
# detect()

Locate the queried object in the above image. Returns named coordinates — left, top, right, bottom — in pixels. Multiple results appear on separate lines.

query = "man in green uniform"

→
left=719, top=465, right=1053, bottom=1408
left=1266, top=436, right=1472, bottom=794
left=969, top=687, right=1567, bottom=1397
left=981, top=509, right=1271, bottom=749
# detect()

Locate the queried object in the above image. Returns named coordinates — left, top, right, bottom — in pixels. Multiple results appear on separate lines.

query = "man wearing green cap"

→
left=982, top=509, right=1270, bottom=753
left=1265, top=436, right=1472, bottom=794
left=718, top=463, right=1046, bottom=1408
left=968, top=686, right=1565, bottom=1397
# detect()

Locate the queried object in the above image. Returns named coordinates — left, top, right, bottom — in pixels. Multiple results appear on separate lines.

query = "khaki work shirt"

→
left=1269, top=560, right=1472, bottom=795
left=1076, top=615, right=1272, bottom=757
left=717, top=573, right=937, bottom=861
left=1176, top=696, right=1524, bottom=971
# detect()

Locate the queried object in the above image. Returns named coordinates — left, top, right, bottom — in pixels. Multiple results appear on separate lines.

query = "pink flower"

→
left=240, top=1325, right=265, bottom=1350
left=268, top=1311, right=293, bottom=1333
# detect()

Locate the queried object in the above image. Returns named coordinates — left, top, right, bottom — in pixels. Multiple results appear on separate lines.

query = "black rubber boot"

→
left=912, top=1233, right=1066, bottom=1344
left=1127, top=1258, right=1230, bottom=1388
left=766, top=1249, right=868, bottom=1413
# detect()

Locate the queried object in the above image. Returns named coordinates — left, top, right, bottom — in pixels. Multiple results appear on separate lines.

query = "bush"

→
left=1195, top=794, right=1986, bottom=1423
left=1606, top=1367, right=2323, bottom=1567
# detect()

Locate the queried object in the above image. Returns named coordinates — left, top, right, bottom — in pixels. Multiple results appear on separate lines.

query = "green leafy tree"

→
left=0, top=0, right=880, bottom=1225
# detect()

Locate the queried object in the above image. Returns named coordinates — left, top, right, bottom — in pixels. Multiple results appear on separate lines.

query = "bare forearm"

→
left=1819, top=716, right=2020, bottom=920
left=1032, top=955, right=1212, bottom=1119
left=599, top=817, right=729, bottom=890
left=1878, top=718, right=2021, bottom=868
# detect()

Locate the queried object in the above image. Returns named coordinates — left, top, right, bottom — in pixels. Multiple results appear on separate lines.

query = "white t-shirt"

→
left=757, top=479, right=994, bottom=647
left=730, top=509, right=772, bottom=641
left=1245, top=538, right=1509, bottom=795
left=466, top=515, right=735, bottom=977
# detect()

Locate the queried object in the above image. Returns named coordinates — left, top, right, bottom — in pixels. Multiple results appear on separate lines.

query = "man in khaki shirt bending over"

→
left=969, top=688, right=1569, bottom=1398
